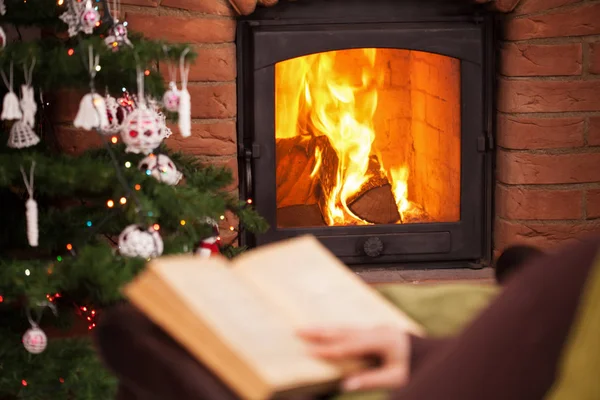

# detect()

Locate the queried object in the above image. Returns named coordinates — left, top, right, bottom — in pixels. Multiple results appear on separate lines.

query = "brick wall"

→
left=495, top=0, right=600, bottom=251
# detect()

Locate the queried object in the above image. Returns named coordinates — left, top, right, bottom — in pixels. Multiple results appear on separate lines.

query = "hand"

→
left=297, top=326, right=411, bottom=392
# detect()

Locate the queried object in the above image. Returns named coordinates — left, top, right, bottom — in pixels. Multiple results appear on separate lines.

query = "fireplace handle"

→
left=243, top=144, right=260, bottom=201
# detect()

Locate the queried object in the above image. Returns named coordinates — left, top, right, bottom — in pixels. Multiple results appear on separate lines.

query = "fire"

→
left=276, top=49, right=414, bottom=225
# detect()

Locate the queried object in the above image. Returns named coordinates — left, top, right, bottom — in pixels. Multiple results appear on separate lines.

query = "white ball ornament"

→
left=138, top=154, right=182, bottom=186
left=162, top=83, right=180, bottom=113
left=79, top=1, right=100, bottom=31
left=22, top=325, right=48, bottom=354
left=118, top=224, right=163, bottom=259
left=120, top=107, right=165, bottom=155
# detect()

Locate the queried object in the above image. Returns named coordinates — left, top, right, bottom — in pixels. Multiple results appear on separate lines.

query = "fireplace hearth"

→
left=237, top=0, right=494, bottom=266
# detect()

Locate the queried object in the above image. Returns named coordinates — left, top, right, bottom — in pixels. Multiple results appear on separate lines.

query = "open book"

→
left=124, top=235, right=422, bottom=400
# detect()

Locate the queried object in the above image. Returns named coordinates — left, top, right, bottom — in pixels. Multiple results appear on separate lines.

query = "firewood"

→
left=276, top=204, right=326, bottom=228
left=347, top=156, right=401, bottom=225
left=276, top=135, right=320, bottom=208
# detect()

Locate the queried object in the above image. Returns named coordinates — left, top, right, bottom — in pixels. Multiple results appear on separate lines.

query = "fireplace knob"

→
left=363, top=237, right=384, bottom=258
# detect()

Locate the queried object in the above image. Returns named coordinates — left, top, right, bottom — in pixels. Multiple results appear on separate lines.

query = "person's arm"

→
left=408, top=335, right=453, bottom=375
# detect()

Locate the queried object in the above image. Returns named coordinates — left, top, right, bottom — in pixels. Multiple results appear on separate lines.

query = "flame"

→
left=276, top=49, right=412, bottom=225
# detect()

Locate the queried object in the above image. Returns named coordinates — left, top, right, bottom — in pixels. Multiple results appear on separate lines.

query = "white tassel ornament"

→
left=21, top=163, right=38, bottom=247
left=1, top=63, right=22, bottom=121
left=178, top=48, right=191, bottom=138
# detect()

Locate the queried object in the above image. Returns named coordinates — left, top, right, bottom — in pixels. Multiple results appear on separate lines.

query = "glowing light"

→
left=125, top=161, right=131, bottom=168
left=25, top=269, right=30, bottom=276
left=107, top=199, right=115, bottom=208
left=119, top=197, right=127, bottom=205
left=95, top=21, right=101, bottom=27
left=152, top=223, right=160, bottom=231
left=81, top=306, right=87, bottom=312
left=122, top=87, right=126, bottom=92
left=67, top=48, right=74, bottom=56
left=219, top=215, right=225, bottom=220
left=95, top=65, right=101, bottom=72
left=111, top=136, right=118, bottom=144
left=123, top=21, right=128, bottom=26
left=134, top=184, right=141, bottom=191
left=57, top=0, right=64, bottom=4
left=86, top=220, right=92, bottom=227
left=112, top=42, right=118, bottom=48
left=0, top=295, right=3, bottom=303
left=229, top=226, right=235, bottom=231
left=59, top=378, right=65, bottom=383
left=145, top=170, right=151, bottom=175
left=247, top=198, right=253, bottom=204
left=180, top=220, right=186, bottom=226
left=144, top=70, right=150, bottom=76
left=66, top=243, right=73, bottom=251
left=22, top=380, right=27, bottom=387
left=56, top=256, right=62, bottom=262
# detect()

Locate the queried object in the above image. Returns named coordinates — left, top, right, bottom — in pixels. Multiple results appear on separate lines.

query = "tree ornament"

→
left=178, top=48, right=191, bottom=138
left=105, top=21, right=132, bottom=51
left=195, top=218, right=221, bottom=258
left=1, top=62, right=22, bottom=121
left=120, top=68, right=165, bottom=154
left=74, top=47, right=109, bottom=130
left=104, top=93, right=122, bottom=134
left=79, top=0, right=101, bottom=32
left=20, top=59, right=37, bottom=128
left=8, top=120, right=40, bottom=149
left=20, top=163, right=38, bottom=247
left=22, top=325, right=47, bottom=354
left=138, top=154, right=182, bottom=186
left=0, top=26, right=6, bottom=48
left=60, top=0, right=93, bottom=37
left=163, top=82, right=180, bottom=112
left=118, top=224, right=163, bottom=259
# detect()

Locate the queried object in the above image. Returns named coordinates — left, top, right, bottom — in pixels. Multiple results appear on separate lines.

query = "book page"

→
left=149, top=256, right=341, bottom=389
left=232, top=236, right=423, bottom=335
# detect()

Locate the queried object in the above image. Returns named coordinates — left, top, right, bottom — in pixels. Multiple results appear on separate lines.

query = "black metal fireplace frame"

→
left=237, top=0, right=495, bottom=267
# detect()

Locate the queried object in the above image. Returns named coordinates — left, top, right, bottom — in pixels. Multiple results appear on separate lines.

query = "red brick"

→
left=125, top=13, right=235, bottom=43
left=590, top=42, right=600, bottom=74
left=498, top=79, right=600, bottom=113
left=121, top=0, right=158, bottom=6
left=189, top=83, right=236, bottom=119
left=497, top=150, right=600, bottom=184
left=497, top=114, right=584, bottom=149
left=589, top=116, right=600, bottom=146
left=496, top=185, right=582, bottom=220
left=504, top=3, right=600, bottom=40
left=161, top=45, right=236, bottom=82
left=495, top=218, right=600, bottom=251
left=586, top=189, right=600, bottom=219
left=165, top=121, right=236, bottom=156
left=47, top=89, right=86, bottom=123
left=514, top=0, right=581, bottom=15
left=53, top=126, right=103, bottom=155
left=500, top=43, right=582, bottom=77
left=210, top=157, right=239, bottom=192
left=160, top=0, right=234, bottom=15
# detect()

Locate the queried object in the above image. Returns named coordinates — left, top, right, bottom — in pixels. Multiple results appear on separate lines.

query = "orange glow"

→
left=107, top=199, right=114, bottom=208
left=134, top=184, right=141, bottom=191
left=111, top=136, right=118, bottom=144
left=152, top=223, right=160, bottom=231
left=66, top=243, right=73, bottom=251
left=275, top=48, right=461, bottom=227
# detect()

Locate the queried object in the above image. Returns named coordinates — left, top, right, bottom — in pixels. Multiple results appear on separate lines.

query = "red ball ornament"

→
left=22, top=326, right=48, bottom=354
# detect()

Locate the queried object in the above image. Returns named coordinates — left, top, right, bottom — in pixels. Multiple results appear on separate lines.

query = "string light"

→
left=56, top=256, right=62, bottom=262
left=123, top=21, right=128, bottom=26
left=147, top=211, right=153, bottom=217
left=180, top=220, right=186, bottom=226
left=119, top=197, right=127, bottom=205
left=125, top=161, right=131, bottom=168
left=66, top=243, right=73, bottom=251
left=67, top=48, right=74, bottom=56
left=145, top=169, right=151, bottom=176
left=219, top=215, right=225, bottom=220
left=247, top=198, right=253, bottom=204
left=229, top=226, right=235, bottom=231
left=134, top=184, right=141, bottom=191
left=86, top=220, right=92, bottom=227
left=95, top=65, right=101, bottom=72
left=0, top=295, right=3, bottom=303
left=57, top=0, right=64, bottom=4
left=21, top=380, right=27, bottom=387
left=107, top=199, right=115, bottom=208
left=111, top=136, right=118, bottom=144
left=152, top=223, right=160, bottom=231
left=25, top=269, right=30, bottom=276
left=144, top=70, right=150, bottom=76
left=59, top=378, right=65, bottom=384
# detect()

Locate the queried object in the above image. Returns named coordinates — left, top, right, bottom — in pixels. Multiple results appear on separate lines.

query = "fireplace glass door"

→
left=275, top=49, right=461, bottom=228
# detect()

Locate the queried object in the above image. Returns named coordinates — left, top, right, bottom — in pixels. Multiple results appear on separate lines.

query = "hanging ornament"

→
left=22, top=301, right=57, bottom=355
left=163, top=82, right=180, bottom=113
left=20, top=58, right=37, bottom=128
left=20, top=163, right=38, bottom=247
left=138, top=154, right=182, bottom=186
left=178, top=48, right=191, bottom=138
left=0, top=26, right=6, bottom=49
left=60, top=0, right=94, bottom=37
left=104, top=93, right=121, bottom=134
left=0, top=0, right=6, bottom=15
left=22, top=325, right=47, bottom=354
left=156, top=110, right=172, bottom=139
left=79, top=0, right=101, bottom=32
left=194, top=218, right=221, bottom=258
left=8, top=120, right=40, bottom=149
left=118, top=224, right=163, bottom=259
left=1, top=62, right=23, bottom=121
left=104, top=21, right=132, bottom=51
left=120, top=67, right=164, bottom=154
left=74, top=47, right=109, bottom=130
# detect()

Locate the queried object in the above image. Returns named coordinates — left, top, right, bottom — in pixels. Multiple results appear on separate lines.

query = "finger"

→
left=296, top=327, right=353, bottom=343
left=342, top=365, right=408, bottom=392
left=307, top=332, right=388, bottom=359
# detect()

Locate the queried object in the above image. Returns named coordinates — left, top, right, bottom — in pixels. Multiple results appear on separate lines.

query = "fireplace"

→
left=237, top=0, right=494, bottom=266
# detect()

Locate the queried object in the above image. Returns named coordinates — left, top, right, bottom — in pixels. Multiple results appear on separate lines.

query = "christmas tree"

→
left=0, top=1, right=267, bottom=398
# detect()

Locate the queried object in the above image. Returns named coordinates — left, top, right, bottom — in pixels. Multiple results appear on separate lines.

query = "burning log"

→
left=277, top=204, right=326, bottom=228
left=347, top=156, right=401, bottom=225
left=276, top=135, right=320, bottom=208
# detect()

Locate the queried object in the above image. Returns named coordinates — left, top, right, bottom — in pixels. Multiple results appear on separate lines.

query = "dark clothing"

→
left=95, top=236, right=600, bottom=400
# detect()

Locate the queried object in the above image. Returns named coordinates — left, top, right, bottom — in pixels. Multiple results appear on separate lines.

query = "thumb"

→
left=341, top=365, right=408, bottom=392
